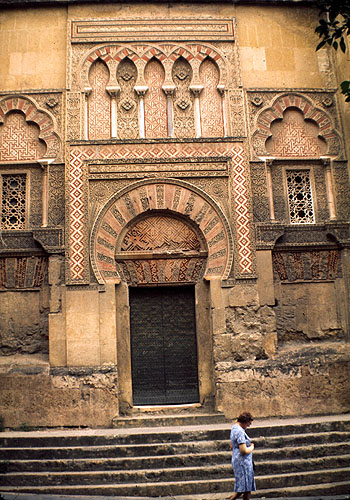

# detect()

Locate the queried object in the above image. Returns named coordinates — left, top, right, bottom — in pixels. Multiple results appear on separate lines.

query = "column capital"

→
left=134, top=86, right=148, bottom=97
left=37, top=158, right=55, bottom=169
left=106, top=86, right=121, bottom=98
left=217, top=85, right=226, bottom=96
left=83, top=87, right=92, bottom=99
left=162, top=85, right=176, bottom=97
left=190, top=85, right=204, bottom=97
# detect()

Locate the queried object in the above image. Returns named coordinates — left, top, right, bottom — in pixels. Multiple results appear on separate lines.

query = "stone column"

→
left=135, top=86, right=148, bottom=139
left=217, top=85, right=228, bottom=137
left=322, top=157, right=337, bottom=220
left=190, top=85, right=204, bottom=138
left=162, top=85, right=175, bottom=138
left=37, top=158, right=55, bottom=228
left=83, top=87, right=92, bottom=140
left=107, top=86, right=121, bottom=139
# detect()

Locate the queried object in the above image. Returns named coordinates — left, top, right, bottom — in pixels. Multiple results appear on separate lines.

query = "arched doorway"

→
left=90, top=179, right=233, bottom=410
left=116, top=211, right=207, bottom=405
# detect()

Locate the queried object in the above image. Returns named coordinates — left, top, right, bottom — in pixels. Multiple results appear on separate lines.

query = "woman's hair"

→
left=237, top=412, right=254, bottom=424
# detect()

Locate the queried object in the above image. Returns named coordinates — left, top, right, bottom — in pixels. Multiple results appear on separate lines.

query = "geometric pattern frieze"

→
left=68, top=142, right=252, bottom=282
left=115, top=214, right=207, bottom=285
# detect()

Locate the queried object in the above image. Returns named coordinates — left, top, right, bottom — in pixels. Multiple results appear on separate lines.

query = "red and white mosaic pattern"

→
left=69, top=148, right=89, bottom=281
left=88, top=60, right=111, bottom=139
left=144, top=59, right=167, bottom=138
left=231, top=147, right=253, bottom=274
left=68, top=142, right=252, bottom=282
left=199, top=58, right=224, bottom=138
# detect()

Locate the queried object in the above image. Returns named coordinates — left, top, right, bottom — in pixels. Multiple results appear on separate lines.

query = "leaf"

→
left=316, top=40, right=327, bottom=50
left=340, top=37, right=347, bottom=52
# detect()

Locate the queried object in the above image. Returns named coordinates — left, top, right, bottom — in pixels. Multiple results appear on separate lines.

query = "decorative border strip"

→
left=71, top=19, right=235, bottom=43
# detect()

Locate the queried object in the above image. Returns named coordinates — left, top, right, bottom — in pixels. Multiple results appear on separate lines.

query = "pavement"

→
left=1, top=493, right=350, bottom=500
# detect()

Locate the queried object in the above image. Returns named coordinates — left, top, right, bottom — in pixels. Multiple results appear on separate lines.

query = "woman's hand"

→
left=239, top=442, right=254, bottom=455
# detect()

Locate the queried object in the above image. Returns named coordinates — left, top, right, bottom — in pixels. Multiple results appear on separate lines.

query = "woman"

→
left=229, top=412, right=256, bottom=500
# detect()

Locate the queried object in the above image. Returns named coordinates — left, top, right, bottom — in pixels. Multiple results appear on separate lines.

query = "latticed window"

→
left=1, top=173, right=27, bottom=229
left=286, top=170, right=314, bottom=224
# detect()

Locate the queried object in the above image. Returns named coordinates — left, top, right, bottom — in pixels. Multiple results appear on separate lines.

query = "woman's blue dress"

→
left=230, top=423, right=256, bottom=492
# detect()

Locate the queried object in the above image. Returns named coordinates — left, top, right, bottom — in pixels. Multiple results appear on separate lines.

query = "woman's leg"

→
left=228, top=493, right=242, bottom=500
left=242, top=492, right=251, bottom=500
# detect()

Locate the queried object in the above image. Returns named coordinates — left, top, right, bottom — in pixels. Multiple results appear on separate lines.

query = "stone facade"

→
left=0, top=0, right=349, bottom=428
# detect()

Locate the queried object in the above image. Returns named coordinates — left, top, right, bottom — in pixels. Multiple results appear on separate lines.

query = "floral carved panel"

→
left=117, top=57, right=138, bottom=139
left=172, top=57, right=195, bottom=139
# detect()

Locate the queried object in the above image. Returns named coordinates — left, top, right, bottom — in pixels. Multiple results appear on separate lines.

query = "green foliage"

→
left=315, top=0, right=350, bottom=100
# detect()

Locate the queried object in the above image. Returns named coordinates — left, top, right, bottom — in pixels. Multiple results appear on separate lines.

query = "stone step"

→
left=1, top=416, right=350, bottom=497
left=112, top=412, right=227, bottom=428
left=4, top=450, right=350, bottom=475
left=1, top=430, right=349, bottom=461
left=1, top=468, right=350, bottom=497
left=2, top=418, right=349, bottom=448
left=2, top=461, right=350, bottom=488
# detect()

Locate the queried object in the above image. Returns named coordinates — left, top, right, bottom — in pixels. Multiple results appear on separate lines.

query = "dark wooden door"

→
left=130, top=286, right=199, bottom=405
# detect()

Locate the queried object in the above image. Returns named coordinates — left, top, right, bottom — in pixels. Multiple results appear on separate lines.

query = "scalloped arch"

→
left=90, top=178, right=233, bottom=284
left=252, top=93, right=342, bottom=158
left=0, top=96, right=60, bottom=159
left=79, top=42, right=228, bottom=89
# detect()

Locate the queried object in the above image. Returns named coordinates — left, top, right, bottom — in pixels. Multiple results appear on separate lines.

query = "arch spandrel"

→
left=90, top=179, right=233, bottom=284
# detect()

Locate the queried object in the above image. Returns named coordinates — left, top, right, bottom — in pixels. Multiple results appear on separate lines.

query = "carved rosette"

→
left=172, top=57, right=195, bottom=138
left=117, top=57, right=139, bottom=139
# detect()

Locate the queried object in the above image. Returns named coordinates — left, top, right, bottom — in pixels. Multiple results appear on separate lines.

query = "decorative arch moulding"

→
left=0, top=95, right=61, bottom=160
left=67, top=141, right=254, bottom=283
left=70, top=19, right=235, bottom=43
left=251, top=92, right=344, bottom=160
left=90, top=179, right=234, bottom=285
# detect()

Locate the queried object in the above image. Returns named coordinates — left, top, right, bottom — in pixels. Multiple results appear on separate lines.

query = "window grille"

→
left=1, top=173, right=26, bottom=229
left=286, top=170, right=314, bottom=224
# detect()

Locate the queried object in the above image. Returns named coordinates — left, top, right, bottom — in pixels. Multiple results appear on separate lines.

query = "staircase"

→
left=1, top=414, right=350, bottom=498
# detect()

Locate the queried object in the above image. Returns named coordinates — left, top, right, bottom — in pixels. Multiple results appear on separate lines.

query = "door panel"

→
left=130, top=286, right=199, bottom=405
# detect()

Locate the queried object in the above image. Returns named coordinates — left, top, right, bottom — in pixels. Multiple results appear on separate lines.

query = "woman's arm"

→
left=239, top=442, right=254, bottom=455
